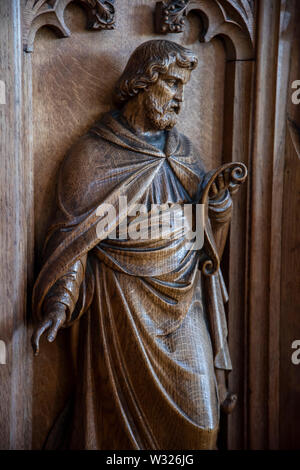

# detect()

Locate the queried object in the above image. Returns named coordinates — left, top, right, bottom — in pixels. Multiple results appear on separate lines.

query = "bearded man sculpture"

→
left=31, top=40, right=247, bottom=450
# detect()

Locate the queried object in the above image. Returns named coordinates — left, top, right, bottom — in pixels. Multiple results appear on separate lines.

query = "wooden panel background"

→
left=0, top=0, right=33, bottom=450
left=279, top=2, right=300, bottom=448
left=248, top=0, right=300, bottom=449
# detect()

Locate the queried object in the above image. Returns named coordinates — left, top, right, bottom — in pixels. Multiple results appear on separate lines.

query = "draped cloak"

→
left=33, top=111, right=233, bottom=450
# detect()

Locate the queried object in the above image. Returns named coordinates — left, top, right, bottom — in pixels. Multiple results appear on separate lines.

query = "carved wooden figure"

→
left=31, top=39, right=247, bottom=450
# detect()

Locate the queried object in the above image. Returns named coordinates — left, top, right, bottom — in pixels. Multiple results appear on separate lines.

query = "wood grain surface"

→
left=31, top=2, right=225, bottom=448
left=1, top=0, right=299, bottom=449
left=0, top=0, right=33, bottom=450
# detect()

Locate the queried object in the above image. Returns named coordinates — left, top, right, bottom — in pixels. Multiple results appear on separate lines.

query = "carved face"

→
left=143, top=63, right=191, bottom=130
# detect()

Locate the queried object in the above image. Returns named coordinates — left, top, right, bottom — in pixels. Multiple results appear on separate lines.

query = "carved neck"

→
left=121, top=95, right=163, bottom=138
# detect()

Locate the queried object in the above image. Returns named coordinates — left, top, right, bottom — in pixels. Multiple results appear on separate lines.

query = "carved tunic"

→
left=33, top=111, right=232, bottom=449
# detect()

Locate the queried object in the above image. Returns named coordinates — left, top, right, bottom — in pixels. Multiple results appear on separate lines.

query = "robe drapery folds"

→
left=33, top=111, right=233, bottom=449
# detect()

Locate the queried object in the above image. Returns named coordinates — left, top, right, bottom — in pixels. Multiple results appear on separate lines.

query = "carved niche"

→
left=23, top=0, right=116, bottom=52
left=25, top=0, right=255, bottom=450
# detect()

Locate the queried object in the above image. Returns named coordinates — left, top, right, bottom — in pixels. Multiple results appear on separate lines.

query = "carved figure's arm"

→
left=208, top=189, right=232, bottom=260
left=31, top=254, right=87, bottom=355
left=43, top=254, right=87, bottom=326
left=200, top=163, right=247, bottom=414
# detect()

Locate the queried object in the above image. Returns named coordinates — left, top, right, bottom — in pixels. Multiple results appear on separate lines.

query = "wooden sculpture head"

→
left=114, top=40, right=198, bottom=134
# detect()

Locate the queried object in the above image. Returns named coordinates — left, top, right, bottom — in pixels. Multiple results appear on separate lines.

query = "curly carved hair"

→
left=114, top=40, right=198, bottom=108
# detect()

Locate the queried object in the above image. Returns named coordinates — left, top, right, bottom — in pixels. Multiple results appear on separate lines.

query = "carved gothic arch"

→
left=24, top=1, right=255, bottom=60
left=155, top=0, right=255, bottom=60
left=23, top=0, right=116, bottom=52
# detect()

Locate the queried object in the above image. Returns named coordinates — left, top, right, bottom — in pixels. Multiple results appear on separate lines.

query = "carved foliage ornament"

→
left=155, top=0, right=254, bottom=59
left=155, top=0, right=189, bottom=33
left=23, top=0, right=115, bottom=53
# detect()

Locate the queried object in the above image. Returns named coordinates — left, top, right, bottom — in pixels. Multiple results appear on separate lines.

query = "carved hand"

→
left=31, top=302, right=67, bottom=356
left=208, top=168, right=231, bottom=201
left=202, top=163, right=247, bottom=206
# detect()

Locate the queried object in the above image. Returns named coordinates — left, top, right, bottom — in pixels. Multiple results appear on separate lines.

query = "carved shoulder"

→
left=57, top=133, right=112, bottom=217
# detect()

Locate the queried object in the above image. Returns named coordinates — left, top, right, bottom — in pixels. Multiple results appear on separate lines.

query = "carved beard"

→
left=144, top=94, right=180, bottom=130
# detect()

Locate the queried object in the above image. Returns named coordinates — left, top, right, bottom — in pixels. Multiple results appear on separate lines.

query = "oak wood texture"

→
left=30, top=1, right=251, bottom=448
left=0, top=0, right=33, bottom=450
left=279, top=1, right=300, bottom=449
left=0, top=0, right=299, bottom=449
left=31, top=97, right=246, bottom=448
left=248, top=0, right=300, bottom=449
left=249, top=0, right=285, bottom=448
left=156, top=0, right=255, bottom=60
left=23, top=0, right=116, bottom=52
left=155, top=1, right=189, bottom=34
left=30, top=14, right=226, bottom=444
left=224, top=59, right=254, bottom=449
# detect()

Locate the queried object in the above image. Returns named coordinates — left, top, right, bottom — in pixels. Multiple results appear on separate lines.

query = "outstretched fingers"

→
left=47, top=316, right=64, bottom=343
left=217, top=173, right=225, bottom=191
left=224, top=168, right=231, bottom=187
left=209, top=169, right=232, bottom=199
left=210, top=182, right=218, bottom=198
left=31, top=319, right=52, bottom=356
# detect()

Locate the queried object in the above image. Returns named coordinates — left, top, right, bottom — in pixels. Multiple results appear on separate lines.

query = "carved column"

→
left=0, top=0, right=33, bottom=449
left=249, top=0, right=299, bottom=450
